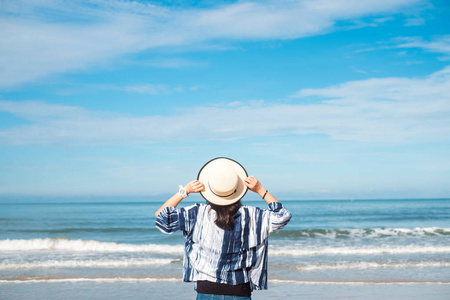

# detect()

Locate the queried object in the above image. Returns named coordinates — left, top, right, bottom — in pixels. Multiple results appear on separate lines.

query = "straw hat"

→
left=197, top=157, right=248, bottom=206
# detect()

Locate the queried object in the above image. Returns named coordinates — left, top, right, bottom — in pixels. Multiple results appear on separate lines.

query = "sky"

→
left=0, top=0, right=449, bottom=200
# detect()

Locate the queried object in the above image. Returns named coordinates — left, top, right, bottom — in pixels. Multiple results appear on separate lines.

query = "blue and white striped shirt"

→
left=155, top=201, right=291, bottom=290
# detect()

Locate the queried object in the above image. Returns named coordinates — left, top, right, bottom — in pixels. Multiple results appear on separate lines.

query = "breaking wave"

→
left=1, top=277, right=448, bottom=285
left=295, top=261, right=450, bottom=271
left=273, top=227, right=450, bottom=238
left=270, top=245, right=450, bottom=256
left=0, top=258, right=180, bottom=270
left=1, top=238, right=449, bottom=257
left=0, top=238, right=183, bottom=254
left=0, top=277, right=181, bottom=284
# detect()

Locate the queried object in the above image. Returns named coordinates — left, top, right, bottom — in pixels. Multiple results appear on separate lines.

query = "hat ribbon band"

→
left=208, top=181, right=238, bottom=198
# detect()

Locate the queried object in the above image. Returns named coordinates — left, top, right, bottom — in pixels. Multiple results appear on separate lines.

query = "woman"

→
left=155, top=157, right=291, bottom=300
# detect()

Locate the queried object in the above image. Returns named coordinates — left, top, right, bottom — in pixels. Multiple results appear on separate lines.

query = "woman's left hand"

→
left=185, top=180, right=204, bottom=195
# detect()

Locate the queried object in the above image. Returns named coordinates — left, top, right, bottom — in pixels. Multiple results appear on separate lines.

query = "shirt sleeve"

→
left=267, top=202, right=291, bottom=234
left=155, top=204, right=200, bottom=234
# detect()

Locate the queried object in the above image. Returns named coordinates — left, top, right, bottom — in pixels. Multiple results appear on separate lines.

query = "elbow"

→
left=155, top=209, right=164, bottom=218
left=155, top=217, right=179, bottom=234
left=282, top=211, right=292, bottom=227
left=286, top=211, right=292, bottom=223
left=155, top=226, right=174, bottom=235
left=272, top=211, right=292, bottom=230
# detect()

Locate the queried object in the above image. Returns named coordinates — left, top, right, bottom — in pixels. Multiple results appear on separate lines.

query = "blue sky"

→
left=0, top=0, right=449, bottom=200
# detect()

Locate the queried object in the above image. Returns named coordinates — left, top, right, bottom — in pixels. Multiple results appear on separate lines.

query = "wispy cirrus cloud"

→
left=1, top=66, right=449, bottom=145
left=393, top=35, right=450, bottom=60
left=0, top=0, right=423, bottom=87
left=141, top=58, right=207, bottom=69
left=404, top=16, right=425, bottom=26
left=91, top=83, right=195, bottom=95
left=52, top=82, right=199, bottom=96
left=356, top=35, right=450, bottom=59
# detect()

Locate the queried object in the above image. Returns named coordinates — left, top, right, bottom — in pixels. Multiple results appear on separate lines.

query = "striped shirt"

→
left=155, top=201, right=291, bottom=290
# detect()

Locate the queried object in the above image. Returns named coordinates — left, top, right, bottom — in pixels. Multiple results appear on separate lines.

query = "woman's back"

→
left=155, top=157, right=291, bottom=299
left=156, top=202, right=291, bottom=290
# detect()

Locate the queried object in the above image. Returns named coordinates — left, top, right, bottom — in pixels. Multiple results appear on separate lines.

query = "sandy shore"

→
left=1, top=280, right=449, bottom=300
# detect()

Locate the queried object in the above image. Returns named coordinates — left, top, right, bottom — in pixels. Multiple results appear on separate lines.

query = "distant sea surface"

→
left=0, top=198, right=449, bottom=299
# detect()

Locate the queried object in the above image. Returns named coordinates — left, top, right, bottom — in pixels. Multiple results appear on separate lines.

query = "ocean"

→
left=0, top=198, right=449, bottom=299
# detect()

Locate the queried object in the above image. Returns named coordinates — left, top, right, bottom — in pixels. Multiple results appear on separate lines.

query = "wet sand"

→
left=1, top=280, right=449, bottom=300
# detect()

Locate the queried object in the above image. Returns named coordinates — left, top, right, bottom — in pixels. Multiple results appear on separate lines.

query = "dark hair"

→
left=207, top=200, right=242, bottom=230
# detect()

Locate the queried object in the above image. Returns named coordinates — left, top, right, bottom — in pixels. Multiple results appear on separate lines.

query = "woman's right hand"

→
left=245, top=176, right=279, bottom=204
left=244, top=176, right=265, bottom=196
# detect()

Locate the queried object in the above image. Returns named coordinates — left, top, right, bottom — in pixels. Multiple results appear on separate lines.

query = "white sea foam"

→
left=279, top=227, right=450, bottom=238
left=2, top=257, right=446, bottom=272
left=0, top=277, right=448, bottom=285
left=0, top=258, right=179, bottom=270
left=295, top=261, right=450, bottom=272
left=354, top=227, right=450, bottom=238
left=270, top=245, right=450, bottom=256
left=270, top=279, right=450, bottom=286
left=1, top=238, right=449, bottom=257
left=0, top=238, right=184, bottom=254
left=0, top=277, right=181, bottom=284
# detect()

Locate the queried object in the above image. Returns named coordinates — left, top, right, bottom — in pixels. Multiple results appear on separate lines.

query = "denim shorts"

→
left=196, top=293, right=252, bottom=300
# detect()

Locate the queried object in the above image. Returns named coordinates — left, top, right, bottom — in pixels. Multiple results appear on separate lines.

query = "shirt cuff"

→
left=268, top=201, right=283, bottom=211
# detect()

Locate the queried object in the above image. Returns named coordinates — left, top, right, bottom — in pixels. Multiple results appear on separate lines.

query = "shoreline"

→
left=1, top=277, right=449, bottom=285
left=1, top=280, right=449, bottom=300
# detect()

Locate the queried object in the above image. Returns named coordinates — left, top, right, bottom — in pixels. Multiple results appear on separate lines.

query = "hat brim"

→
left=197, top=157, right=248, bottom=206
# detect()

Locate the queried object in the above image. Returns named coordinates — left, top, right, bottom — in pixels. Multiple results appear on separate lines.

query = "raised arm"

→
left=244, top=175, right=291, bottom=233
left=244, top=176, right=279, bottom=204
left=154, top=180, right=204, bottom=217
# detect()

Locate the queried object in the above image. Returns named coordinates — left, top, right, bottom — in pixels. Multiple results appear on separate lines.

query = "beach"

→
left=1, top=199, right=449, bottom=299
left=2, top=279, right=449, bottom=300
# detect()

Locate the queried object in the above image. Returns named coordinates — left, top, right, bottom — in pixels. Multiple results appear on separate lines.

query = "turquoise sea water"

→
left=0, top=198, right=449, bottom=299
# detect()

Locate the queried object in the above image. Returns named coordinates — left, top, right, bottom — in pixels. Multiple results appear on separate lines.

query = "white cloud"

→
left=52, top=82, right=197, bottom=95
left=394, top=35, right=450, bottom=57
left=121, top=84, right=171, bottom=94
left=353, top=35, right=450, bottom=63
left=141, top=58, right=207, bottom=69
left=119, top=83, right=191, bottom=94
left=0, top=0, right=422, bottom=87
left=1, top=66, right=449, bottom=145
left=404, top=16, right=425, bottom=26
